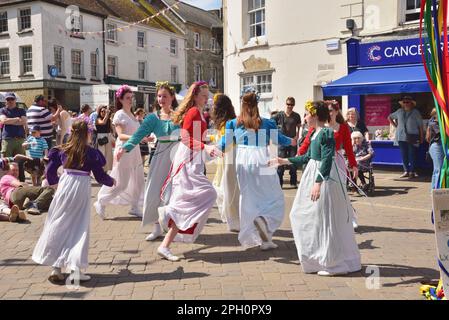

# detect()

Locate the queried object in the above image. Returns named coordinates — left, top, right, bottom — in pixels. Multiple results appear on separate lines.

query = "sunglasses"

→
left=6, top=98, right=15, bottom=101
left=286, top=103, right=295, bottom=107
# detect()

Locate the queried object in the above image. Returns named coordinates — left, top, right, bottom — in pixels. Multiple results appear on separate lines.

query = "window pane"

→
left=255, top=0, right=261, bottom=9
left=255, top=11, right=262, bottom=23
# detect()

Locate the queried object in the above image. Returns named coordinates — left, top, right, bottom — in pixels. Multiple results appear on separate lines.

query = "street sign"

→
left=48, top=65, right=58, bottom=78
left=137, top=85, right=155, bottom=93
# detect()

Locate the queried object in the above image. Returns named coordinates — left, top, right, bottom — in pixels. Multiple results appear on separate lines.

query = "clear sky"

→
left=182, top=0, right=222, bottom=10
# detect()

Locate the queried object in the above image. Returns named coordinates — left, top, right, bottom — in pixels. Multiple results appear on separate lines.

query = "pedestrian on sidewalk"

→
left=116, top=82, right=180, bottom=242
left=156, top=81, right=221, bottom=261
left=94, top=85, right=145, bottom=219
left=270, top=101, right=361, bottom=276
left=32, top=120, right=115, bottom=283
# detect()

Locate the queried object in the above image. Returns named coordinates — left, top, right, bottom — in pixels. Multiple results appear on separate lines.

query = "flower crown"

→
left=156, top=81, right=175, bottom=93
left=240, top=86, right=260, bottom=102
left=305, top=101, right=317, bottom=116
left=193, top=81, right=209, bottom=95
left=115, top=85, right=131, bottom=99
left=213, top=93, right=223, bottom=104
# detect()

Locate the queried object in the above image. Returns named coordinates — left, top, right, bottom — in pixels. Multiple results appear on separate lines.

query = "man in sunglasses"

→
left=0, top=93, right=27, bottom=182
left=272, top=96, right=302, bottom=188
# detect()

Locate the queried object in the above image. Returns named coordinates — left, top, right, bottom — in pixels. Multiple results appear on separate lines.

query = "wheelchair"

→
left=357, top=162, right=375, bottom=196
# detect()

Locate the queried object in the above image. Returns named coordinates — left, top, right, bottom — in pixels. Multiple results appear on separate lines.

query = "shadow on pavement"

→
left=356, top=225, right=434, bottom=235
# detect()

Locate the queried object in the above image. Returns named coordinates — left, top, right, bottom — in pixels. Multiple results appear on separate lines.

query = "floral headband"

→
left=156, top=81, right=175, bottom=93
left=213, top=93, right=223, bottom=104
left=115, top=85, right=131, bottom=99
left=240, top=86, right=260, bottom=102
left=193, top=81, right=209, bottom=95
left=305, top=101, right=317, bottom=116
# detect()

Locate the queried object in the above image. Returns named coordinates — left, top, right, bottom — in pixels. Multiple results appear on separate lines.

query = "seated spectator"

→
left=352, top=131, right=374, bottom=189
left=0, top=162, right=55, bottom=215
left=0, top=157, right=26, bottom=222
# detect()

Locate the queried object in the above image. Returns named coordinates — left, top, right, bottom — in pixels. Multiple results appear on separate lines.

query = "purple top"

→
left=45, top=146, right=114, bottom=187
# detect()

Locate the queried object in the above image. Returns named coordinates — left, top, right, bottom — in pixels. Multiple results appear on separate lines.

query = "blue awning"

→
left=322, top=65, right=430, bottom=96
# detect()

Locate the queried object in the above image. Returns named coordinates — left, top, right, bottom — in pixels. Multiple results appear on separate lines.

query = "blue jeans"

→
left=398, top=141, right=418, bottom=173
left=429, top=142, right=445, bottom=189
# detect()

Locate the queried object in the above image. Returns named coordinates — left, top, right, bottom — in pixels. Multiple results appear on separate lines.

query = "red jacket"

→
left=296, top=123, right=357, bottom=168
left=181, top=107, right=207, bottom=151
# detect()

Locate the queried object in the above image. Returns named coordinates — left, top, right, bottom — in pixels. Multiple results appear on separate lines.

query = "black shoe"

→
left=290, top=184, right=298, bottom=189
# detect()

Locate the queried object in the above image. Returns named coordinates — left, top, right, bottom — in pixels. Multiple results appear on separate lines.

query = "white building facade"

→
left=223, top=0, right=425, bottom=117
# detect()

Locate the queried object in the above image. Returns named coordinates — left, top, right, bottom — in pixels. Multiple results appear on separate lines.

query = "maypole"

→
left=420, top=0, right=449, bottom=300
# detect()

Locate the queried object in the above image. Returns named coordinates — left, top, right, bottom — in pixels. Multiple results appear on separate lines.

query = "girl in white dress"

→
left=32, top=120, right=115, bottom=283
left=157, top=82, right=222, bottom=261
left=220, top=92, right=296, bottom=250
left=94, top=85, right=147, bottom=219
left=270, top=101, right=361, bottom=276
left=211, top=94, right=240, bottom=232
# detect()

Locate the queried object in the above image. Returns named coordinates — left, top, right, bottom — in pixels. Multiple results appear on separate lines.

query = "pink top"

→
left=0, top=174, right=18, bottom=205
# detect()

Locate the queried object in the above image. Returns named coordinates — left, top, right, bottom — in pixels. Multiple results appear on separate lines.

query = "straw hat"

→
left=399, top=95, right=417, bottom=107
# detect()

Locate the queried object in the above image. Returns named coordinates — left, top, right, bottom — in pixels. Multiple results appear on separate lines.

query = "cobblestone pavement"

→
left=0, top=167, right=440, bottom=300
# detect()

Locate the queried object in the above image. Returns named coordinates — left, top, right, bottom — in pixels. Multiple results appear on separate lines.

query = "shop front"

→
left=323, top=37, right=434, bottom=168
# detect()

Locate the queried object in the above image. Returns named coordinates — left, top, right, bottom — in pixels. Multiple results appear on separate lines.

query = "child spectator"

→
left=22, top=125, right=49, bottom=186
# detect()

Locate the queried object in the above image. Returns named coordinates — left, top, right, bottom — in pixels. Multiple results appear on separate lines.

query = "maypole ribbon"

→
left=420, top=0, right=449, bottom=300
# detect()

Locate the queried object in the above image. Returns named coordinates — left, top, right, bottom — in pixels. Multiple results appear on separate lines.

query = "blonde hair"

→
left=346, top=107, right=359, bottom=122
left=172, top=82, right=209, bottom=125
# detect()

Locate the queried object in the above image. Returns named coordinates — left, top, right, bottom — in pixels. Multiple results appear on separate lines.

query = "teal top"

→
left=288, top=128, right=335, bottom=183
left=122, top=112, right=180, bottom=152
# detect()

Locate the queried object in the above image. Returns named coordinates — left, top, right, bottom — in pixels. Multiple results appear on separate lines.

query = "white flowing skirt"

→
left=214, top=149, right=240, bottom=231
left=97, top=144, right=144, bottom=211
left=236, top=145, right=285, bottom=248
left=163, top=143, right=217, bottom=243
left=142, top=141, right=179, bottom=226
left=32, top=172, right=91, bottom=271
left=290, top=159, right=361, bottom=274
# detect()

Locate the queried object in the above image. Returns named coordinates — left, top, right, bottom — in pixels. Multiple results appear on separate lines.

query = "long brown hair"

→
left=325, top=100, right=345, bottom=124
left=115, top=86, right=133, bottom=111
left=152, top=83, right=179, bottom=111
left=237, top=93, right=261, bottom=130
left=61, top=120, right=90, bottom=169
left=172, top=81, right=209, bottom=125
left=212, top=94, right=236, bottom=130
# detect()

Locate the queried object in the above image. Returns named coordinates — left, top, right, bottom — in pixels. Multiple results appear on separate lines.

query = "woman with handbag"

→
left=426, top=108, right=444, bottom=190
left=388, top=96, right=424, bottom=179
left=95, top=105, right=114, bottom=172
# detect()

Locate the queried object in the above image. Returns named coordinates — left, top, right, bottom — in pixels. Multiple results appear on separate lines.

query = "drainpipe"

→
left=102, top=18, right=107, bottom=84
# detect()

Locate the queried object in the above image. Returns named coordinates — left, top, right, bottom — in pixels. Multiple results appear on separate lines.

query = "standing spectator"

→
left=27, top=95, right=59, bottom=150
left=426, top=108, right=444, bottom=189
left=95, top=105, right=114, bottom=172
left=0, top=92, right=27, bottom=182
left=0, top=162, right=54, bottom=215
left=89, top=105, right=100, bottom=146
left=346, top=108, right=370, bottom=141
left=48, top=99, right=71, bottom=145
left=388, top=96, right=424, bottom=178
left=272, top=97, right=302, bottom=188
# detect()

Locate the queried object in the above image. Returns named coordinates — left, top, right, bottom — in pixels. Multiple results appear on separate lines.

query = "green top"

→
left=122, top=113, right=179, bottom=152
left=288, top=127, right=335, bottom=183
